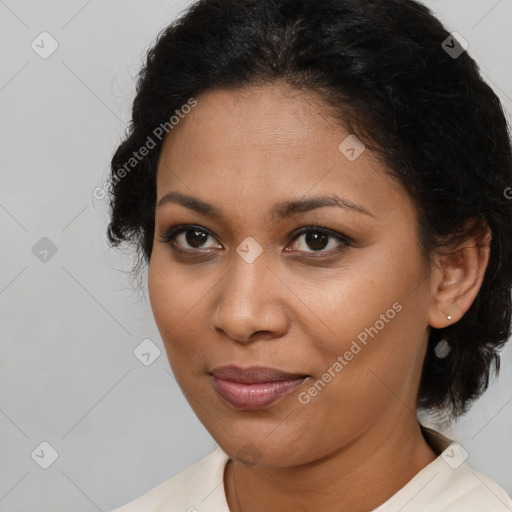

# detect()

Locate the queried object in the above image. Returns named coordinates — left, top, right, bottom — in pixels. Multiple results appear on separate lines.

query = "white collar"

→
left=112, top=427, right=512, bottom=511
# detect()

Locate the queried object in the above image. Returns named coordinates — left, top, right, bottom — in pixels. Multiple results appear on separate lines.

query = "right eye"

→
left=159, top=225, right=222, bottom=252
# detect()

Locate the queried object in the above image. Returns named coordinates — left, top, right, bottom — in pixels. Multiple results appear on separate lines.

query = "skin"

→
left=148, top=82, right=491, bottom=512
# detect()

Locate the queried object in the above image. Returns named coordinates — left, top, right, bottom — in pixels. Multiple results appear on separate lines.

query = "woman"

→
left=107, top=0, right=512, bottom=510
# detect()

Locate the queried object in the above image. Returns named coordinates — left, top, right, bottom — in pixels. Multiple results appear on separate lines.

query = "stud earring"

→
left=446, top=314, right=452, bottom=321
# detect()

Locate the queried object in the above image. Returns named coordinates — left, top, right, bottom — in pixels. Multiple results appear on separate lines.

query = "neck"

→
left=224, top=415, right=437, bottom=512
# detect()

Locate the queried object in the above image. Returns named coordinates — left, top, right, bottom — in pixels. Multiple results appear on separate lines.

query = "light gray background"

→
left=0, top=1, right=511, bottom=510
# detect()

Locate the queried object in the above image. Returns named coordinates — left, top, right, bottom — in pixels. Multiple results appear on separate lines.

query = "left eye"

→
left=288, top=227, right=351, bottom=253
left=159, top=225, right=351, bottom=255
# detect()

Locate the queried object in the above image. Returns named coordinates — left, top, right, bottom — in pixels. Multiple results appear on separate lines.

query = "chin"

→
left=210, top=427, right=311, bottom=468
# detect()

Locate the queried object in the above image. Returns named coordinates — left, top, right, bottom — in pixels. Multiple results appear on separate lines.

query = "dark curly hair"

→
left=106, top=0, right=512, bottom=420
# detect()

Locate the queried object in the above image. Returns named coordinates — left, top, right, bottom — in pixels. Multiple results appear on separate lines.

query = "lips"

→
left=210, top=365, right=309, bottom=409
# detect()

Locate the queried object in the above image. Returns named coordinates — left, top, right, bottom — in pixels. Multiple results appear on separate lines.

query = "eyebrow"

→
left=156, top=191, right=375, bottom=219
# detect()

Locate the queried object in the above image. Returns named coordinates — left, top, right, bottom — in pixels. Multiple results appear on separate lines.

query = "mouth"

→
left=209, top=365, right=310, bottom=410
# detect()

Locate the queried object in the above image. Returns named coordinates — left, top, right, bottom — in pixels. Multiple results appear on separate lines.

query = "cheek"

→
left=148, top=256, right=198, bottom=349
left=294, top=254, right=410, bottom=357
left=295, top=244, right=428, bottom=399
left=148, top=258, right=177, bottom=330
left=292, top=305, right=422, bottom=455
left=147, top=252, right=220, bottom=378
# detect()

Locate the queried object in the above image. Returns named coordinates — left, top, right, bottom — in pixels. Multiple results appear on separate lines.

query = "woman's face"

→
left=148, top=83, right=435, bottom=467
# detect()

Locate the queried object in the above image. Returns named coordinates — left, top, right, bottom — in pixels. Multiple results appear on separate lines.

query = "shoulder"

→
left=440, top=464, right=512, bottom=511
left=376, top=428, right=512, bottom=512
left=428, top=428, right=512, bottom=511
left=109, top=446, right=230, bottom=512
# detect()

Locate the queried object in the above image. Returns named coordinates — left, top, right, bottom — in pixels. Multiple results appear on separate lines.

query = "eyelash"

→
left=158, top=223, right=352, bottom=258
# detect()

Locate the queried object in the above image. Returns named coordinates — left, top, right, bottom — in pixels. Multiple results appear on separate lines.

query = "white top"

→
left=111, top=429, right=511, bottom=512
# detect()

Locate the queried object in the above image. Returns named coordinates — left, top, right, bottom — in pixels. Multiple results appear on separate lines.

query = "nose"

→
left=211, top=250, right=290, bottom=344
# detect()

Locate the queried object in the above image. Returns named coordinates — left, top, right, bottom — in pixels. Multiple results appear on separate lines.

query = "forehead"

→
left=155, top=83, right=410, bottom=222
left=158, top=84, right=340, bottom=172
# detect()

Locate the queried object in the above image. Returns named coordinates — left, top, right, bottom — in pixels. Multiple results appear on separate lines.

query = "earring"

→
left=446, top=314, right=452, bottom=322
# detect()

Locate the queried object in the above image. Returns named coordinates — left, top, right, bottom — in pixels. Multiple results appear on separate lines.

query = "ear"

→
left=428, top=219, right=492, bottom=329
